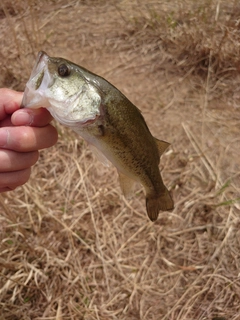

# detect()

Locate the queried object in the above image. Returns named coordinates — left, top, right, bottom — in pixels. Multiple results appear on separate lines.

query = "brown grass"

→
left=0, top=0, right=240, bottom=319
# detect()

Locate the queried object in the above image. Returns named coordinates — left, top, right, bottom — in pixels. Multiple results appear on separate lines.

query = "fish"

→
left=21, top=51, right=174, bottom=221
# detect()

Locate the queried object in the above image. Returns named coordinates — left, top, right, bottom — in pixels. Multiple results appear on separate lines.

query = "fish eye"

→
left=58, top=64, right=70, bottom=77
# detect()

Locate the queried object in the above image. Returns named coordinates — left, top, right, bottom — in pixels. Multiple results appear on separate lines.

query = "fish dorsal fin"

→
left=118, top=171, right=136, bottom=199
left=89, top=144, right=110, bottom=167
left=155, top=139, right=170, bottom=156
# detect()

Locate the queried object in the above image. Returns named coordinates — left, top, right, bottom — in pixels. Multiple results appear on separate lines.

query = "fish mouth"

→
left=21, top=51, right=53, bottom=109
left=50, top=104, right=100, bottom=127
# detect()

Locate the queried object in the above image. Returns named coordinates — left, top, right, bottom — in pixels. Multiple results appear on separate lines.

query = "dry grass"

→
left=0, top=0, right=240, bottom=319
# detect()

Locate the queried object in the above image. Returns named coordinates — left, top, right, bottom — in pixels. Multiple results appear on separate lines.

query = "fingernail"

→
left=0, top=129, right=9, bottom=147
left=14, top=110, right=34, bottom=125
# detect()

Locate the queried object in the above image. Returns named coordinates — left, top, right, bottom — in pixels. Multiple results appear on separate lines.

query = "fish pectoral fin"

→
left=146, top=189, right=174, bottom=221
left=155, top=139, right=170, bottom=156
left=89, top=144, right=110, bottom=167
left=118, top=171, right=136, bottom=199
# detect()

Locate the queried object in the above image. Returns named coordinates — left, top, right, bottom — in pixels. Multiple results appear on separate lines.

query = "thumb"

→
left=11, top=108, right=53, bottom=127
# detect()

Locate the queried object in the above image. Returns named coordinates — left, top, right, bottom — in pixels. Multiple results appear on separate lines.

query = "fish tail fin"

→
left=146, top=189, right=174, bottom=222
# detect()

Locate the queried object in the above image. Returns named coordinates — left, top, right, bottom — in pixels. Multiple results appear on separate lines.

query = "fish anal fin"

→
left=89, top=144, right=110, bottom=167
left=146, top=190, right=174, bottom=221
left=155, top=139, right=170, bottom=156
left=118, top=171, right=136, bottom=199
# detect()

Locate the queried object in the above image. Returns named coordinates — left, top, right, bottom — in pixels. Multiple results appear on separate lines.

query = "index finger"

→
left=0, top=125, right=58, bottom=152
left=0, top=89, right=23, bottom=120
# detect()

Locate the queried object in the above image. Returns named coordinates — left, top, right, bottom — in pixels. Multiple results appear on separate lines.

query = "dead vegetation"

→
left=0, top=0, right=240, bottom=319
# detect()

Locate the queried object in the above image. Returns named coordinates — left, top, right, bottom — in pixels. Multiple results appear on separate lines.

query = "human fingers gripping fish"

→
left=22, top=51, right=174, bottom=221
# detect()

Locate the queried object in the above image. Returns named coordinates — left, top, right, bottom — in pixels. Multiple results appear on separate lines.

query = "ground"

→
left=0, top=0, right=240, bottom=319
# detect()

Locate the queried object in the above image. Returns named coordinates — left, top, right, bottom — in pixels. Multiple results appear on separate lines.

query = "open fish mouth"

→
left=21, top=51, right=53, bottom=109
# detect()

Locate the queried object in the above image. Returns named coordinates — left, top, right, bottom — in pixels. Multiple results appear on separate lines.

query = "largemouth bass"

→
left=22, top=51, right=174, bottom=221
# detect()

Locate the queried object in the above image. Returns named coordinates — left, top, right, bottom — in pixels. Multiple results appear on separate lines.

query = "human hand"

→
left=0, top=88, right=58, bottom=192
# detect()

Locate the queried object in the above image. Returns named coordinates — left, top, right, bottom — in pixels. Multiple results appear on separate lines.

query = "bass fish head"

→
left=22, top=51, right=102, bottom=126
